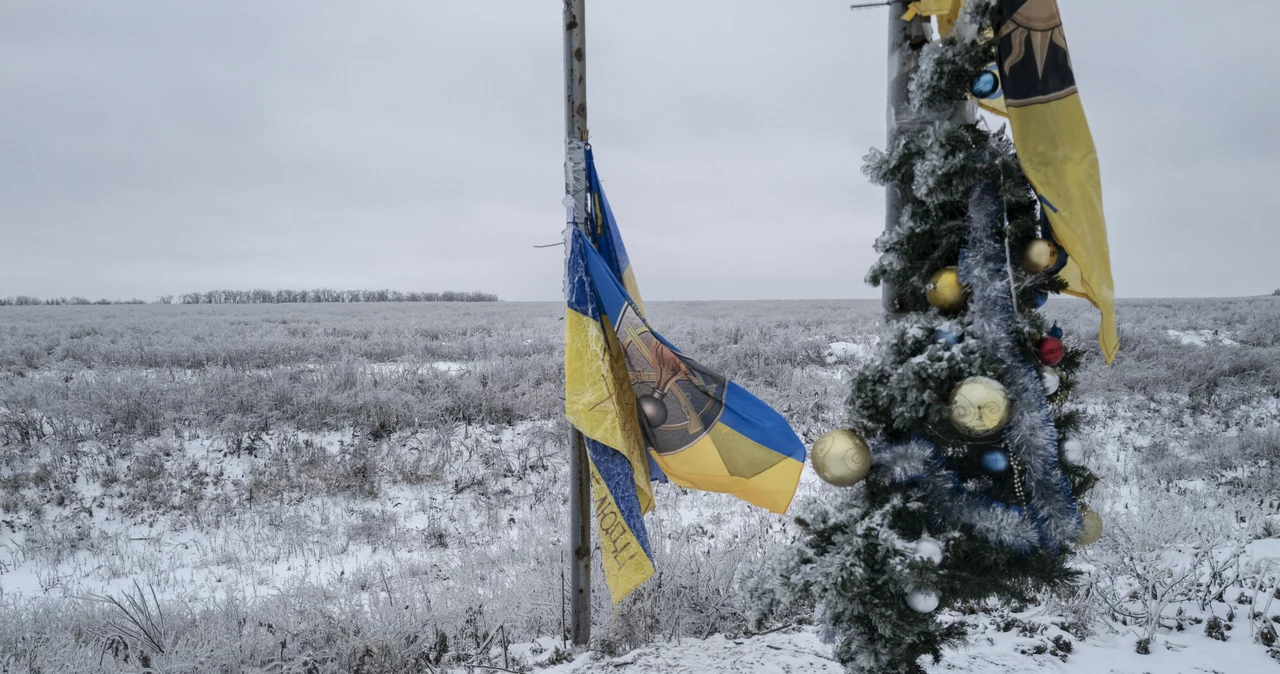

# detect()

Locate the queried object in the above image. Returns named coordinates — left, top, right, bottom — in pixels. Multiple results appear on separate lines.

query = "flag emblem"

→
left=998, top=0, right=1076, bottom=106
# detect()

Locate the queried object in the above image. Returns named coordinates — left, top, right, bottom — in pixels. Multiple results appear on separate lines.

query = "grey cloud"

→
left=0, top=0, right=1275, bottom=301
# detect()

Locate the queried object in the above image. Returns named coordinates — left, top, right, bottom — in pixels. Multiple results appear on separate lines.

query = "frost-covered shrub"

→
left=1080, top=489, right=1277, bottom=653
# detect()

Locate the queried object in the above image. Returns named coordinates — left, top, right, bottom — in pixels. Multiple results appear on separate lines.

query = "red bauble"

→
left=1037, top=337, right=1065, bottom=366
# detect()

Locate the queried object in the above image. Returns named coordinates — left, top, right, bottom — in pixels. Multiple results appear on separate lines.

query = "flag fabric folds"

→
left=582, top=148, right=669, bottom=485
left=564, top=201, right=657, bottom=606
left=996, top=0, right=1118, bottom=363
left=585, top=149, right=645, bottom=317
left=903, top=0, right=963, bottom=37
left=564, top=148, right=806, bottom=604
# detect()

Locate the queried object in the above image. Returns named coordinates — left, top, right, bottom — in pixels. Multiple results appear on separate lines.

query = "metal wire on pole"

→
left=562, top=0, right=592, bottom=648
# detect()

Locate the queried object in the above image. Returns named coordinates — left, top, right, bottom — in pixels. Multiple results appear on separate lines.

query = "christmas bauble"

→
left=1022, top=239, right=1060, bottom=273
left=1077, top=507, right=1103, bottom=546
left=1037, top=337, right=1065, bottom=366
left=637, top=393, right=668, bottom=427
left=925, top=267, right=968, bottom=313
left=1030, top=289, right=1049, bottom=308
left=914, top=538, right=944, bottom=565
left=810, top=429, right=872, bottom=487
left=934, top=328, right=961, bottom=346
left=949, top=377, right=1011, bottom=438
left=982, top=450, right=1009, bottom=473
left=906, top=588, right=940, bottom=613
left=971, top=70, right=1000, bottom=99
left=1041, top=368, right=1061, bottom=396
left=1061, top=438, right=1084, bottom=464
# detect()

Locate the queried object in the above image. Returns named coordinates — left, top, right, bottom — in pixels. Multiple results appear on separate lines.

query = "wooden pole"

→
left=882, top=2, right=929, bottom=316
left=563, top=0, right=592, bottom=648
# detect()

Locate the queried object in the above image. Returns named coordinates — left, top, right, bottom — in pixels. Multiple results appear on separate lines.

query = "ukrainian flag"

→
left=585, top=148, right=645, bottom=317
left=565, top=149, right=806, bottom=603
left=565, top=225, right=657, bottom=606
left=583, top=148, right=669, bottom=483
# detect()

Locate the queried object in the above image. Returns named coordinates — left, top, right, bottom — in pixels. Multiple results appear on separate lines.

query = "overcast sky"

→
left=0, top=1, right=1276, bottom=301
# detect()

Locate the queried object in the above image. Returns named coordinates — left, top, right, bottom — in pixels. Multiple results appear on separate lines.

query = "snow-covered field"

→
left=540, top=614, right=1280, bottom=674
left=1, top=298, right=1278, bottom=672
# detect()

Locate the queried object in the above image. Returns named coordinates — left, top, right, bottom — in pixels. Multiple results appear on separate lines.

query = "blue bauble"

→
left=971, top=70, right=1000, bottom=99
left=934, top=328, right=960, bottom=346
left=1030, top=289, right=1049, bottom=308
left=1046, top=245, right=1069, bottom=275
left=982, top=450, right=1009, bottom=473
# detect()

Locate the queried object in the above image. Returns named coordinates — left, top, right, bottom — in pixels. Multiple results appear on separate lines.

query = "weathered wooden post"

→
left=562, top=0, right=592, bottom=648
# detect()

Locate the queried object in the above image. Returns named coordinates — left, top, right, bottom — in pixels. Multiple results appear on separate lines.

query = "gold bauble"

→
left=1022, top=239, right=1059, bottom=274
left=925, top=267, right=969, bottom=313
left=948, top=376, right=1011, bottom=437
left=810, top=429, right=872, bottom=487
left=1077, top=507, right=1103, bottom=546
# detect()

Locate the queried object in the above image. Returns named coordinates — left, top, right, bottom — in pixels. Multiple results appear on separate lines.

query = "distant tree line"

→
left=175, top=289, right=499, bottom=304
left=0, top=296, right=147, bottom=306
left=0, top=290, right=499, bottom=306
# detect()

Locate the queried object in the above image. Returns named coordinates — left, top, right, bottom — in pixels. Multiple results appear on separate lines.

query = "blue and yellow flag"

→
left=565, top=228, right=656, bottom=604
left=585, top=148, right=645, bottom=317
left=565, top=149, right=806, bottom=604
left=996, top=0, right=1117, bottom=363
left=583, top=148, right=670, bottom=484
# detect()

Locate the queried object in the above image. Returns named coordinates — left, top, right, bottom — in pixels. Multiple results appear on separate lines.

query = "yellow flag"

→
left=997, top=0, right=1118, bottom=363
left=903, top=0, right=964, bottom=36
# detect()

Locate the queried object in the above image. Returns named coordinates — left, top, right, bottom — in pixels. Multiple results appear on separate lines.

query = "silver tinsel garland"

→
left=957, top=184, right=1081, bottom=550
left=860, top=0, right=1080, bottom=554
left=869, top=185, right=1082, bottom=552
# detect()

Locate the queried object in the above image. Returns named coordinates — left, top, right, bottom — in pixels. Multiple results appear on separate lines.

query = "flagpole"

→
left=563, top=0, right=592, bottom=647
left=882, top=2, right=928, bottom=316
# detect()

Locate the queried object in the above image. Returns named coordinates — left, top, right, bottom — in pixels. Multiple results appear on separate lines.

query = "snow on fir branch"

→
left=749, top=1, right=1102, bottom=672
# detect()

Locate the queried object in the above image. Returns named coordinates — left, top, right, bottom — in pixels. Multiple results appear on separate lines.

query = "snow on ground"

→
left=429, top=360, right=469, bottom=374
left=816, top=340, right=878, bottom=381
left=538, top=629, right=840, bottom=673
left=1167, top=329, right=1239, bottom=347
left=0, top=422, right=564, bottom=609
left=6, top=314, right=1280, bottom=672
left=517, top=620, right=1280, bottom=674
left=824, top=340, right=875, bottom=365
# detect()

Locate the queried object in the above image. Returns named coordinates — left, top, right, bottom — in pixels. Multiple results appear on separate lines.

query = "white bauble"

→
left=914, top=538, right=944, bottom=565
left=906, top=588, right=940, bottom=613
left=1061, top=438, right=1084, bottom=465
left=1041, top=368, right=1061, bottom=395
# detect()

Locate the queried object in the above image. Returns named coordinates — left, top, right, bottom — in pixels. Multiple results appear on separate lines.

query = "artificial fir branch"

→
left=748, top=1, right=1100, bottom=671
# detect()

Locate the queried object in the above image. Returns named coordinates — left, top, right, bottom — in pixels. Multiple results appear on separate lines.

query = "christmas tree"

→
left=749, top=2, right=1102, bottom=672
